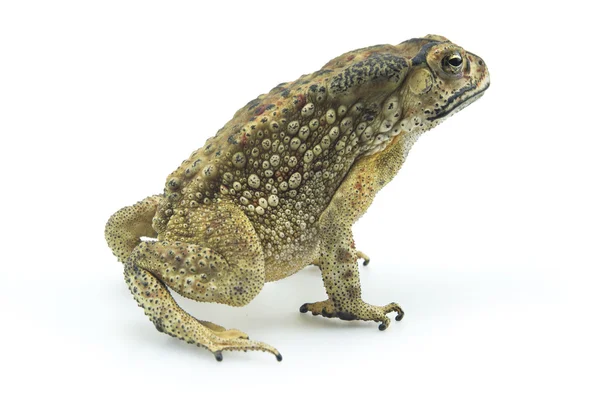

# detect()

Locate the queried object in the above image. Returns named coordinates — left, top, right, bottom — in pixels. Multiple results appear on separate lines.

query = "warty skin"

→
left=105, top=34, right=489, bottom=361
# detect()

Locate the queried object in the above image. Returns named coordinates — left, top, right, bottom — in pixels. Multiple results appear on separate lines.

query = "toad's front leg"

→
left=300, top=225, right=403, bottom=330
left=299, top=151, right=408, bottom=330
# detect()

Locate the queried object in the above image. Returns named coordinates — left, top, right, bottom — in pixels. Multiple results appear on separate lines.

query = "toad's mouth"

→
left=427, top=77, right=490, bottom=122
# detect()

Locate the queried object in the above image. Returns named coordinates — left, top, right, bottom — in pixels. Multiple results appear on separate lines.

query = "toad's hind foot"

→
left=208, top=335, right=282, bottom=362
left=125, top=259, right=282, bottom=362
left=198, top=321, right=249, bottom=340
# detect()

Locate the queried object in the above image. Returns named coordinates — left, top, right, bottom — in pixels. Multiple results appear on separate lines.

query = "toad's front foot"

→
left=299, top=299, right=404, bottom=330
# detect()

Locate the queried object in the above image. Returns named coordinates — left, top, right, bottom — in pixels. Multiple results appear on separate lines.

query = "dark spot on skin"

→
left=410, top=41, right=439, bottom=65
left=337, top=311, right=357, bottom=321
left=246, top=98, right=261, bottom=110
left=280, top=89, right=290, bottom=98
left=336, top=248, right=353, bottom=263
left=362, top=112, right=376, bottom=122
left=154, top=319, right=164, bottom=332
left=227, top=134, right=238, bottom=145
left=321, top=308, right=335, bottom=318
left=293, top=94, right=306, bottom=109
left=254, top=104, right=267, bottom=116
left=347, top=285, right=360, bottom=298
left=329, top=53, right=409, bottom=96
left=314, top=69, right=333, bottom=76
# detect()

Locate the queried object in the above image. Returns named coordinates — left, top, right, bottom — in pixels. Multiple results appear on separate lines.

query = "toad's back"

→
left=152, top=44, right=413, bottom=278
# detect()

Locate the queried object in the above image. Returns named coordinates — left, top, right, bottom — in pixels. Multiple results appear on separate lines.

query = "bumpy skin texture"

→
left=106, top=34, right=489, bottom=361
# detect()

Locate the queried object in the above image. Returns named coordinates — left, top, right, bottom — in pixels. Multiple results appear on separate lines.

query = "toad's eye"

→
left=442, top=53, right=463, bottom=74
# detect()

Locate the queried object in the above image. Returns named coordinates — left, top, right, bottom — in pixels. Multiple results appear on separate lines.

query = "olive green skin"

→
left=105, top=34, right=489, bottom=361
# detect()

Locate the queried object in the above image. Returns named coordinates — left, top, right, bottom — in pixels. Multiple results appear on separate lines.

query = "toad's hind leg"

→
left=105, top=195, right=162, bottom=263
left=125, top=248, right=281, bottom=361
left=116, top=200, right=281, bottom=361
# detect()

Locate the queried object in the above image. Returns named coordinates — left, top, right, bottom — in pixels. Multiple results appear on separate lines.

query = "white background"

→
left=1, top=1, right=598, bottom=399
